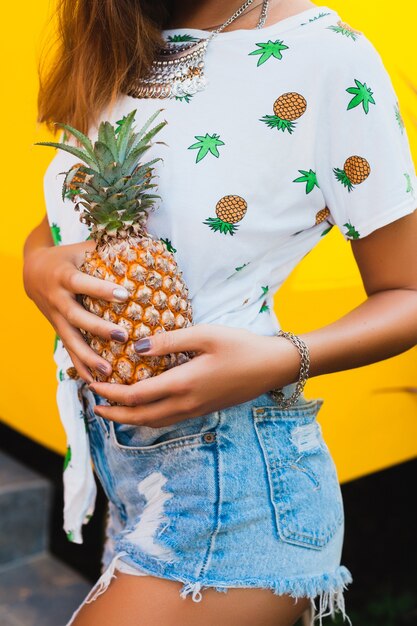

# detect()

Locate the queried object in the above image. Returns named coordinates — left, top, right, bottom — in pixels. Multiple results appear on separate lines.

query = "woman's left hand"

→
left=90, top=323, right=301, bottom=427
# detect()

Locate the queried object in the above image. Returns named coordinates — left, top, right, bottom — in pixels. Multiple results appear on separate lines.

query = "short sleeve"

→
left=315, top=31, right=417, bottom=241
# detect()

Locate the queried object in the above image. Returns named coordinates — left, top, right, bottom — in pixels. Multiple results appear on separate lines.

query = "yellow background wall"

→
left=0, top=1, right=416, bottom=483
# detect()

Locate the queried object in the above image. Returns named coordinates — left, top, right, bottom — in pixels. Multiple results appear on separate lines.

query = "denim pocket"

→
left=110, top=410, right=220, bottom=454
left=252, top=398, right=344, bottom=550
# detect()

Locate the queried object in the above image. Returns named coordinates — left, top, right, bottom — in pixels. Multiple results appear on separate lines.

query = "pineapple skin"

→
left=81, top=233, right=194, bottom=384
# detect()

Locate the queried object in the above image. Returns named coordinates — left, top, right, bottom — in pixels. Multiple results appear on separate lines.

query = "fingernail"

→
left=96, top=363, right=111, bottom=375
left=113, top=287, right=129, bottom=301
left=110, top=329, right=128, bottom=343
left=134, top=338, right=152, bottom=353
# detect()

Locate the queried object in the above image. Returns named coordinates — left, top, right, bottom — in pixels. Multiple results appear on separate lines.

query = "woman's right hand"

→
left=23, top=234, right=130, bottom=383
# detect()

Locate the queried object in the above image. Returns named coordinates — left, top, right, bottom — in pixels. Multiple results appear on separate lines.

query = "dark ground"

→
left=1, top=420, right=416, bottom=625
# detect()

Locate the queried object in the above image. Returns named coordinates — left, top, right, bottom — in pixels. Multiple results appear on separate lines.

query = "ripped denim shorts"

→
left=66, top=382, right=353, bottom=626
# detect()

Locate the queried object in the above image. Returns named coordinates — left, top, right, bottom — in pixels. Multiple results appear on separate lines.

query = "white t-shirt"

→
left=43, top=4, right=417, bottom=541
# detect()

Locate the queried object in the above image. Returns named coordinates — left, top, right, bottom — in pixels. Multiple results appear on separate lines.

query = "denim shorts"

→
left=66, top=383, right=353, bottom=626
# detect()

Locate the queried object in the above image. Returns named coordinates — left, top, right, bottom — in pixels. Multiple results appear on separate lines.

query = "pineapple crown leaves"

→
left=35, top=109, right=168, bottom=236
left=36, top=108, right=167, bottom=179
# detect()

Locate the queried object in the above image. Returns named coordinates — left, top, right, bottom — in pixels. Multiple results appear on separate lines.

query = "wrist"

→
left=266, top=334, right=302, bottom=389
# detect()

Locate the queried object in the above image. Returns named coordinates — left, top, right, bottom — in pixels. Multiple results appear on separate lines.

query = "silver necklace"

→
left=128, top=0, right=270, bottom=100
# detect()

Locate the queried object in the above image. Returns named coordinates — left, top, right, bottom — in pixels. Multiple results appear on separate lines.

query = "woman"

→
left=23, top=0, right=417, bottom=624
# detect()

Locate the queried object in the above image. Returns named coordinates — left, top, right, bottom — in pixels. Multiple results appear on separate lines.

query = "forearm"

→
left=23, top=214, right=54, bottom=260
left=23, top=215, right=54, bottom=299
left=286, top=288, right=417, bottom=381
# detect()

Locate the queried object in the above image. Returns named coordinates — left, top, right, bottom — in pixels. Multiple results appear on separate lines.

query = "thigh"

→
left=71, top=573, right=311, bottom=626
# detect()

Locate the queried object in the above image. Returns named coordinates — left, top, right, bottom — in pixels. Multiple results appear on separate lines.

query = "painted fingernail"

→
left=96, top=363, right=111, bottom=375
left=113, top=287, right=129, bottom=301
left=110, top=329, right=128, bottom=343
left=134, top=338, right=152, bottom=353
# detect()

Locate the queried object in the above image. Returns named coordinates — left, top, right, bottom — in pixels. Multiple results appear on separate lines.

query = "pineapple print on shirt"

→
left=343, top=223, right=361, bottom=239
left=333, top=155, right=371, bottom=192
left=316, top=208, right=334, bottom=237
left=167, top=34, right=199, bottom=42
left=405, top=173, right=415, bottom=195
left=261, top=92, right=307, bottom=133
left=160, top=237, right=177, bottom=253
left=203, top=195, right=248, bottom=235
left=248, top=39, right=289, bottom=66
left=395, top=102, right=405, bottom=133
left=188, top=133, right=225, bottom=163
left=346, top=79, right=376, bottom=114
left=327, top=20, right=362, bottom=41
left=226, top=261, right=251, bottom=280
left=258, top=286, right=270, bottom=313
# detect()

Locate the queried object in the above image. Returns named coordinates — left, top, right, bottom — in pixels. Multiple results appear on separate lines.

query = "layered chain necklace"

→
left=128, top=0, right=270, bottom=100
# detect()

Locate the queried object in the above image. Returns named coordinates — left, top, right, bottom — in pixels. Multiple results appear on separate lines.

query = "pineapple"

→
left=203, top=195, right=248, bottom=235
left=261, top=92, right=307, bottom=133
left=333, top=155, right=371, bottom=192
left=315, top=207, right=330, bottom=224
left=327, top=20, right=362, bottom=41
left=37, top=109, right=194, bottom=384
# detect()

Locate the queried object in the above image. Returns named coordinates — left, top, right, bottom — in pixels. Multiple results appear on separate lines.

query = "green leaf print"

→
left=257, top=286, right=270, bottom=312
left=63, top=445, right=72, bottom=471
left=248, top=40, right=289, bottom=66
left=188, top=133, right=225, bottom=163
left=346, top=79, right=376, bottom=114
left=321, top=224, right=334, bottom=237
left=66, top=530, right=75, bottom=542
left=326, top=21, right=361, bottom=41
left=167, top=34, right=200, bottom=42
left=226, top=261, right=251, bottom=280
left=259, top=301, right=270, bottom=313
left=343, top=222, right=361, bottom=239
left=50, top=223, right=62, bottom=245
left=115, top=115, right=129, bottom=135
left=64, top=187, right=79, bottom=201
left=59, top=369, right=65, bottom=382
left=395, top=102, right=405, bottom=133
left=293, top=169, right=319, bottom=194
left=160, top=237, right=177, bottom=253
left=404, top=172, right=414, bottom=195
left=300, top=12, right=331, bottom=26
left=174, top=94, right=194, bottom=103
left=54, top=333, right=60, bottom=353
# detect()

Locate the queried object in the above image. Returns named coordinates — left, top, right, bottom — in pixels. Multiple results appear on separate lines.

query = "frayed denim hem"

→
left=65, top=550, right=353, bottom=626
left=178, top=565, right=353, bottom=625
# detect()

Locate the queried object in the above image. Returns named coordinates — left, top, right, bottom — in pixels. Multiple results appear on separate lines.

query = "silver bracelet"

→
left=269, top=330, right=310, bottom=408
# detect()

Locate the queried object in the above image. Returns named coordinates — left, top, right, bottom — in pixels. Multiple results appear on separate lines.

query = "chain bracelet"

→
left=269, top=330, right=311, bottom=408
